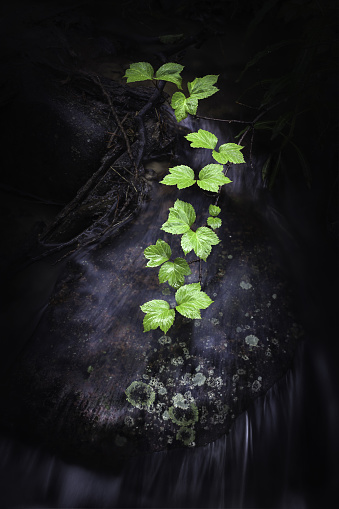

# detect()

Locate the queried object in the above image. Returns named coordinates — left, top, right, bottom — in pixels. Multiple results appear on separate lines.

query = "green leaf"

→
left=187, top=75, right=219, bottom=100
left=171, top=92, right=198, bottom=122
left=197, top=164, right=232, bottom=192
left=212, top=143, right=245, bottom=164
left=155, top=63, right=184, bottom=89
left=140, top=299, right=175, bottom=333
left=144, top=239, right=171, bottom=267
left=160, top=165, right=196, bottom=189
left=208, top=204, right=221, bottom=216
left=207, top=216, right=222, bottom=230
left=159, top=258, right=192, bottom=289
left=161, top=199, right=196, bottom=235
left=175, top=282, right=213, bottom=319
left=124, top=62, right=154, bottom=82
left=181, top=226, right=220, bottom=261
left=185, top=129, right=218, bottom=149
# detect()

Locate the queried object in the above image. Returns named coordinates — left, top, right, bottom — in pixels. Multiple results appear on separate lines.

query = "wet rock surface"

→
left=0, top=181, right=303, bottom=467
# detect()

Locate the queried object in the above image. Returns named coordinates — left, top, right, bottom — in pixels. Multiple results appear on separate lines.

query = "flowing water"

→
left=1, top=117, right=338, bottom=508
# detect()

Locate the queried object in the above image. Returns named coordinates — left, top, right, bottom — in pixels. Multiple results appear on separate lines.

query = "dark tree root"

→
left=29, top=74, right=178, bottom=264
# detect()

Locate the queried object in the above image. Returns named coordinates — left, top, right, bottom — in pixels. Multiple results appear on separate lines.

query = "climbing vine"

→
left=124, top=61, right=245, bottom=334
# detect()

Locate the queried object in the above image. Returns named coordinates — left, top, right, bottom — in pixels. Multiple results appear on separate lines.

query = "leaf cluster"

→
left=171, top=75, right=219, bottom=122
left=140, top=283, right=213, bottom=333
left=144, top=239, right=192, bottom=289
left=160, top=164, right=231, bottom=192
left=124, top=62, right=219, bottom=122
left=160, top=199, right=220, bottom=262
left=185, top=129, right=245, bottom=164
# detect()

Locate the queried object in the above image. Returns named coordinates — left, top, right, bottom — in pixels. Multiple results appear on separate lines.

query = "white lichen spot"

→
left=245, top=334, right=259, bottom=347
left=179, top=373, right=192, bottom=386
left=200, top=406, right=208, bottom=424
left=252, top=380, right=262, bottom=392
left=240, top=281, right=252, bottom=290
left=258, top=376, right=262, bottom=381
left=232, top=374, right=239, bottom=383
left=194, top=321, right=201, bottom=327
left=124, top=416, right=134, bottom=427
left=272, top=293, right=277, bottom=299
left=265, top=348, right=272, bottom=357
left=162, top=410, right=170, bottom=420
left=172, top=393, right=189, bottom=409
left=210, top=318, right=220, bottom=326
left=171, top=356, right=184, bottom=366
left=237, top=369, right=246, bottom=375
left=208, top=368, right=215, bottom=376
left=213, top=293, right=217, bottom=297
left=272, top=338, right=279, bottom=345
left=184, top=391, right=195, bottom=403
left=142, top=374, right=149, bottom=380
left=158, top=386, right=167, bottom=395
left=207, top=376, right=223, bottom=388
left=192, top=372, right=206, bottom=386
left=236, top=326, right=243, bottom=333
left=158, top=335, right=172, bottom=345
left=228, top=255, right=233, bottom=259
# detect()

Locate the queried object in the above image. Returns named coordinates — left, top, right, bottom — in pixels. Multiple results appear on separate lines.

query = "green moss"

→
left=125, top=381, right=155, bottom=410
left=168, top=402, right=198, bottom=426
left=176, top=427, right=195, bottom=445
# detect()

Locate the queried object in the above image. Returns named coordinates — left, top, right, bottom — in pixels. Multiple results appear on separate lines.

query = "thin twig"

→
left=188, top=259, right=200, bottom=265
left=107, top=113, right=129, bottom=148
left=134, top=80, right=166, bottom=174
left=93, top=76, right=138, bottom=175
left=196, top=115, right=249, bottom=124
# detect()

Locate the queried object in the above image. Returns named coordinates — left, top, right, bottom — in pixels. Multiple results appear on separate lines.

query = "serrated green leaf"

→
left=185, top=129, right=218, bottom=149
left=175, top=282, right=213, bottom=319
left=144, top=239, right=171, bottom=267
left=160, top=165, right=196, bottom=189
left=159, top=258, right=192, bottom=288
left=140, top=299, right=175, bottom=333
left=197, top=164, right=232, bottom=192
left=171, top=92, right=198, bottom=122
left=187, top=75, right=219, bottom=100
left=208, top=204, right=221, bottom=216
left=161, top=199, right=196, bottom=234
left=207, top=216, right=222, bottom=229
left=124, top=62, right=154, bottom=82
left=212, top=143, right=245, bottom=164
left=155, top=63, right=184, bottom=89
left=181, top=226, right=220, bottom=261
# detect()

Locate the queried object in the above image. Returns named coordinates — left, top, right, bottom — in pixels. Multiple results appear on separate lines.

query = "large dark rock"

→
left=0, top=178, right=303, bottom=468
